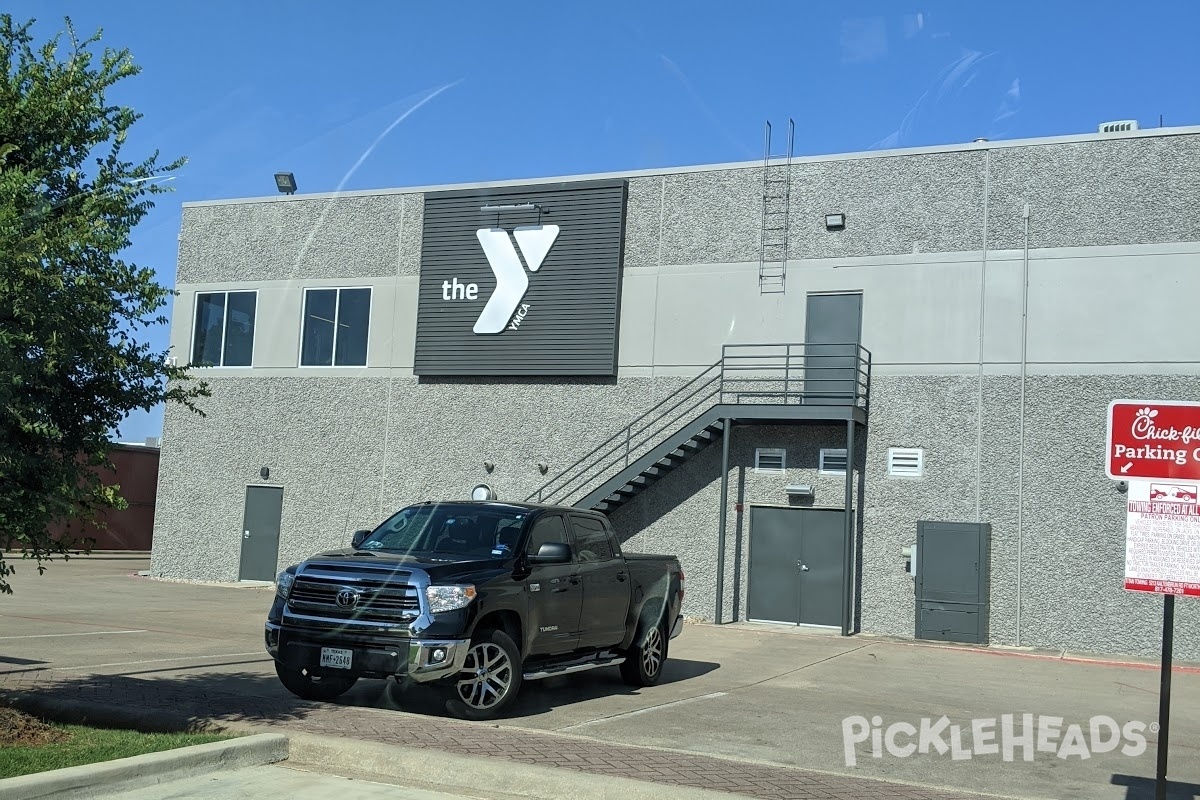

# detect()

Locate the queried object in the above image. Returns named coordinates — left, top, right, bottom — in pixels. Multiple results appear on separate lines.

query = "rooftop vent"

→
left=1099, top=120, right=1139, bottom=133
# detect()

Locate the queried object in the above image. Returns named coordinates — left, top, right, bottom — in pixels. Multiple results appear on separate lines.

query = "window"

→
left=191, top=291, right=256, bottom=367
left=888, top=447, right=925, bottom=478
left=526, top=515, right=569, bottom=558
left=360, top=504, right=528, bottom=558
left=819, top=448, right=848, bottom=475
left=754, top=448, right=786, bottom=473
left=570, top=515, right=615, bottom=562
left=300, top=287, right=371, bottom=366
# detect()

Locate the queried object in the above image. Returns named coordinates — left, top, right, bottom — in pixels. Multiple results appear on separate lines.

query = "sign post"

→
left=1107, top=400, right=1200, bottom=800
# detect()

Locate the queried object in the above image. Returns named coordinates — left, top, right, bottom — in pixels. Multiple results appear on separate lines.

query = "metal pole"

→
left=715, top=418, right=732, bottom=625
left=842, top=419, right=855, bottom=636
left=1156, top=594, right=1175, bottom=800
left=625, top=426, right=631, bottom=467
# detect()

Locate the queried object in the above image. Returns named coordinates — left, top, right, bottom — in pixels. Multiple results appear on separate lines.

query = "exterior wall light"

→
left=824, top=213, right=846, bottom=230
left=274, top=172, right=297, bottom=195
left=537, top=462, right=549, bottom=475
left=471, top=484, right=497, bottom=501
left=785, top=484, right=814, bottom=498
left=483, top=461, right=495, bottom=473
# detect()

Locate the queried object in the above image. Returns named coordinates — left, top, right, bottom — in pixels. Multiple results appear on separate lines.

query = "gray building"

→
left=152, top=124, right=1200, bottom=660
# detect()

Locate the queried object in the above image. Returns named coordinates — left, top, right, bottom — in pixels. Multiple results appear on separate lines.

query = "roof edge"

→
left=183, top=124, right=1200, bottom=209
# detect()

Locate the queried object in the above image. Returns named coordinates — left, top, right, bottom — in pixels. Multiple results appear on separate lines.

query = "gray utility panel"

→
left=239, top=485, right=283, bottom=581
left=804, top=292, right=862, bottom=403
left=915, top=521, right=991, bottom=644
left=413, top=179, right=628, bottom=377
left=748, top=507, right=846, bottom=627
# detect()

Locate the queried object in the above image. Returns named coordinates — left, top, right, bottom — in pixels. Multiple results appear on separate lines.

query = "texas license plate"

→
left=319, top=647, right=352, bottom=669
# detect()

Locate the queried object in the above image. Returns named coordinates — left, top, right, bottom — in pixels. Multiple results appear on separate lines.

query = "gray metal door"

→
left=748, top=507, right=802, bottom=623
left=804, top=293, right=862, bottom=404
left=749, top=507, right=845, bottom=626
left=796, top=509, right=846, bottom=627
left=915, top=521, right=990, bottom=643
left=239, top=486, right=283, bottom=581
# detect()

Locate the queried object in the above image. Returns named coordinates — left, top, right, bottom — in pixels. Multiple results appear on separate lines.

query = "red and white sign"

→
left=1124, top=480, right=1200, bottom=597
left=1106, top=400, right=1200, bottom=482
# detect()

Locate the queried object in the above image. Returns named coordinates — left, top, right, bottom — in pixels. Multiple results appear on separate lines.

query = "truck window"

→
left=569, top=516, right=615, bottom=563
left=526, top=514, right=570, bottom=557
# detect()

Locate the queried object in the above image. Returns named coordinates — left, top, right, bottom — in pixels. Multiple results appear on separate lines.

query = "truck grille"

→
left=286, top=561, right=420, bottom=623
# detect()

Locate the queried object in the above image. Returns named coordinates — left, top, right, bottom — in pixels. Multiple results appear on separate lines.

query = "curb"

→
left=286, top=731, right=749, bottom=800
left=0, top=733, right=288, bottom=800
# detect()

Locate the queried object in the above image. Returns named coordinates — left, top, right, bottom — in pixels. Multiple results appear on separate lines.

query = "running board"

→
left=523, top=655, right=625, bottom=681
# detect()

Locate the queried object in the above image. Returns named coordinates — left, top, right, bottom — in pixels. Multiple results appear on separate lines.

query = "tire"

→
left=620, top=618, right=667, bottom=687
left=444, top=628, right=523, bottom=721
left=274, top=660, right=357, bottom=702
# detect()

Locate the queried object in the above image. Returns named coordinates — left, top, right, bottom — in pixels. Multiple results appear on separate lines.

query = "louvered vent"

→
left=888, top=447, right=925, bottom=477
left=819, top=448, right=848, bottom=475
left=1098, top=120, right=1139, bottom=133
left=754, top=448, right=786, bottom=473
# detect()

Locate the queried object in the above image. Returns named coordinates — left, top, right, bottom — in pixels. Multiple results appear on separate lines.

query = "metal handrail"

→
left=527, top=343, right=872, bottom=506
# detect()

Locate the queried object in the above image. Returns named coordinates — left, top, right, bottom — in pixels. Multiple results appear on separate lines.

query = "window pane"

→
left=334, top=288, right=371, bottom=366
left=222, top=292, right=256, bottom=367
left=301, top=289, right=337, bottom=366
left=570, top=516, right=614, bottom=562
left=191, top=293, right=225, bottom=366
left=526, top=515, right=568, bottom=557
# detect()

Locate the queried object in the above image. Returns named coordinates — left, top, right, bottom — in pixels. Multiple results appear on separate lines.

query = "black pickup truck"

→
left=265, top=501, right=685, bottom=720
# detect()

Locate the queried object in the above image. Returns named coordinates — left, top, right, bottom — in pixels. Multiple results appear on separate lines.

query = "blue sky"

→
left=10, top=1, right=1200, bottom=441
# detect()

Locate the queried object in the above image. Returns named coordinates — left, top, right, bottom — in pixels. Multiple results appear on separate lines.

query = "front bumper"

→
left=266, top=622, right=469, bottom=683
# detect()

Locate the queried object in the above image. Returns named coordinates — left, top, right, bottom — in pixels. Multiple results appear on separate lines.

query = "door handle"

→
left=244, top=530, right=251, bottom=539
left=798, top=561, right=809, bottom=571
left=569, top=573, right=581, bottom=585
left=616, top=571, right=627, bottom=582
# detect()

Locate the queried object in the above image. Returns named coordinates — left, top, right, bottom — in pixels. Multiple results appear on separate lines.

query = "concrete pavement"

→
left=3, top=554, right=1199, bottom=799
left=108, top=766, right=486, bottom=800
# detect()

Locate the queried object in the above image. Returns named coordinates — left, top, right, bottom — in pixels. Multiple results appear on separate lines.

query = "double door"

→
left=748, top=507, right=845, bottom=627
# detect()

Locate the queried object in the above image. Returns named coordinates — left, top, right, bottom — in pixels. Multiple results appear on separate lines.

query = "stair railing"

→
left=527, top=343, right=871, bottom=506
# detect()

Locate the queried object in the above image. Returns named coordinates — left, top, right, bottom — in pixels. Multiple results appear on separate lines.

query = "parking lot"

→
left=2, top=554, right=1199, bottom=800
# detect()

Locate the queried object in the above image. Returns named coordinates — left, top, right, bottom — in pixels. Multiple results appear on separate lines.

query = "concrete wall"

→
left=156, top=129, right=1200, bottom=661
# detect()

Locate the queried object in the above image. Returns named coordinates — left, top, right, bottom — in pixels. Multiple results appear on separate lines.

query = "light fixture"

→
left=274, top=172, right=297, bottom=195
left=471, top=483, right=497, bottom=501
left=785, top=484, right=814, bottom=498
left=480, top=203, right=537, bottom=212
left=537, top=462, right=549, bottom=475
left=260, top=466, right=270, bottom=480
left=483, top=461, right=495, bottom=473
left=824, top=213, right=845, bottom=231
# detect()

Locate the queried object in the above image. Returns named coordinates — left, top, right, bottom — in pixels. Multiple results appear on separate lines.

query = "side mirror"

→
left=528, top=542, right=572, bottom=564
left=351, top=529, right=371, bottom=549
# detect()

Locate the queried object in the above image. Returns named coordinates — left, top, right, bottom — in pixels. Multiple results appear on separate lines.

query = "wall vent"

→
left=1098, top=120, right=1139, bottom=133
left=754, top=448, right=786, bottom=473
left=818, top=448, right=848, bottom=475
left=888, top=447, right=925, bottom=477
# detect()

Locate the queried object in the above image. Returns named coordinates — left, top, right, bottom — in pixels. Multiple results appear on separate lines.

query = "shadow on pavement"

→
left=2, top=657, right=721, bottom=730
left=1112, top=774, right=1200, bottom=799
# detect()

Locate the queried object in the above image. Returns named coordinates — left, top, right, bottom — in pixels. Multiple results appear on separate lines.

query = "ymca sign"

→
left=1106, top=400, right=1200, bottom=482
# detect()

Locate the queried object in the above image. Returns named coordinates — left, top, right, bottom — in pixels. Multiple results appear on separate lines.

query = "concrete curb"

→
left=286, top=731, right=749, bottom=800
left=0, top=733, right=288, bottom=800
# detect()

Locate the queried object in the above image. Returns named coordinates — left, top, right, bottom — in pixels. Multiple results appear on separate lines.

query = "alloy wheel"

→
left=641, top=626, right=663, bottom=677
left=456, top=642, right=513, bottom=710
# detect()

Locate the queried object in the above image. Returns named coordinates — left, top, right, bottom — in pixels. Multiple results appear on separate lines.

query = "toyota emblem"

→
left=335, top=587, right=360, bottom=609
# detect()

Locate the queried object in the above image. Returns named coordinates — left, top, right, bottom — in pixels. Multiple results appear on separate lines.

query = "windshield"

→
left=359, top=504, right=528, bottom=558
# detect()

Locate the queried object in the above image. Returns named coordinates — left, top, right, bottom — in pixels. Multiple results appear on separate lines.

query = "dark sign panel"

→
left=414, top=180, right=627, bottom=376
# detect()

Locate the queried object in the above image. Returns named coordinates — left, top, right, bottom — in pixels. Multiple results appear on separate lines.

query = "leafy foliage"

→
left=0, top=15, right=209, bottom=593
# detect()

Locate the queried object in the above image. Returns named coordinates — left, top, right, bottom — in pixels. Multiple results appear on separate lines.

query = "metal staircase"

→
left=758, top=119, right=794, bottom=294
left=527, top=343, right=871, bottom=513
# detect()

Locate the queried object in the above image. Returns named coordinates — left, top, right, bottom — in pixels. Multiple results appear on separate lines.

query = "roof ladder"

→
left=757, top=119, right=794, bottom=294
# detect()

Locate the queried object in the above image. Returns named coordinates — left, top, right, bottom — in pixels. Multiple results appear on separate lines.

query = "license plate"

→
left=319, top=647, right=352, bottom=669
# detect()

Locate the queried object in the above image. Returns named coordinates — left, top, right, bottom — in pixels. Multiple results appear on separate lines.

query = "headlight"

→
left=275, top=570, right=296, bottom=599
left=426, top=584, right=477, bottom=613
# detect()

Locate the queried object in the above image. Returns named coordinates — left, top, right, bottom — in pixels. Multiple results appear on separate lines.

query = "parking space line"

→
left=557, top=692, right=728, bottom=731
left=53, top=652, right=265, bottom=671
left=0, top=629, right=147, bottom=640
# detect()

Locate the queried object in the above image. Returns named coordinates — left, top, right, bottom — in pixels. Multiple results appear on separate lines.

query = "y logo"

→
left=473, top=225, right=560, bottom=334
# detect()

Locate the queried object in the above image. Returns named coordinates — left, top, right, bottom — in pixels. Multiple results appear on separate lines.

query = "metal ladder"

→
left=757, top=119, right=794, bottom=294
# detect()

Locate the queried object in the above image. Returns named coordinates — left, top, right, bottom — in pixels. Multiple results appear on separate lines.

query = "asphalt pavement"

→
left=3, top=553, right=1199, bottom=799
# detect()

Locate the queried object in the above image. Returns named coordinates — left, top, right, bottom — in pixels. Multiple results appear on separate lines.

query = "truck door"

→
left=569, top=514, right=632, bottom=650
left=523, top=514, right=582, bottom=656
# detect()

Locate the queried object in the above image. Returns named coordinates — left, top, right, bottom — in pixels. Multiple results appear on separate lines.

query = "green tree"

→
left=0, top=15, right=208, bottom=593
